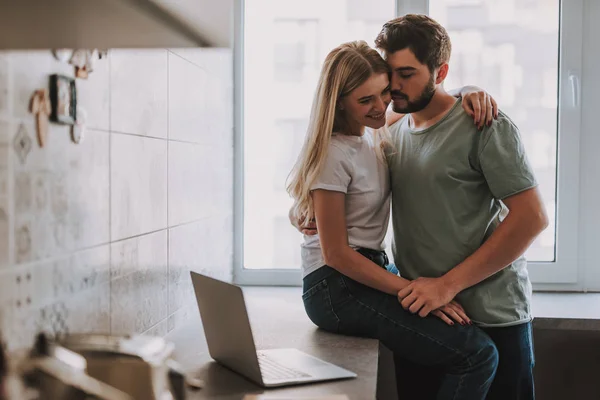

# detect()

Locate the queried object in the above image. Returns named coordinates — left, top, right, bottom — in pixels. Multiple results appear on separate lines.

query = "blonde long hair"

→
left=286, top=40, right=391, bottom=224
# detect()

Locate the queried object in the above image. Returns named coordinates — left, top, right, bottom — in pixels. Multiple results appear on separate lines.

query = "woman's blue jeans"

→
left=302, top=251, right=498, bottom=400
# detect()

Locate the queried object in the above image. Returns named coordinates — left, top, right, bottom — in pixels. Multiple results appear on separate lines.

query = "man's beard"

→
left=392, top=74, right=436, bottom=113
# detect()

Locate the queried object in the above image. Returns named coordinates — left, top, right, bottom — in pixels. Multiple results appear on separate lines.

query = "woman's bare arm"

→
left=312, top=189, right=409, bottom=295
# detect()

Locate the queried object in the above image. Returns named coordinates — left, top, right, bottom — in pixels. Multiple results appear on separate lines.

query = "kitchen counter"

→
left=167, top=287, right=600, bottom=400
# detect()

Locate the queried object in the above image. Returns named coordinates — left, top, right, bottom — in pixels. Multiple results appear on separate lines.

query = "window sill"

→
left=246, top=287, right=600, bottom=330
left=532, top=292, right=600, bottom=331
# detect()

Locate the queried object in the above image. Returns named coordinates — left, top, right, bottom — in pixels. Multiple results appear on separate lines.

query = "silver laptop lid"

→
left=190, top=272, right=263, bottom=384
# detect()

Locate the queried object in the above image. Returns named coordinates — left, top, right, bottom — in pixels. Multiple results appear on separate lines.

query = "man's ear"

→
left=435, top=63, right=449, bottom=84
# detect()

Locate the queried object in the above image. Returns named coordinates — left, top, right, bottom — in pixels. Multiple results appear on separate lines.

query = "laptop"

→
left=190, top=272, right=357, bottom=387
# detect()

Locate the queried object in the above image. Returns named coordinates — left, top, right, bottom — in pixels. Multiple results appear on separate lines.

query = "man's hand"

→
left=397, top=276, right=460, bottom=318
left=460, top=87, right=498, bottom=130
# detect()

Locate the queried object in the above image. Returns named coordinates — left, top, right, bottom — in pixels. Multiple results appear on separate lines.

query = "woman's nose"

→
left=374, top=97, right=386, bottom=112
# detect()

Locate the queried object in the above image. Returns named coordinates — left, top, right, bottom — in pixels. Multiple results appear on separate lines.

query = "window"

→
left=425, top=0, right=582, bottom=285
left=236, top=0, right=396, bottom=284
left=272, top=119, right=307, bottom=192
left=273, top=20, right=319, bottom=83
left=429, top=0, right=559, bottom=262
left=236, top=0, right=583, bottom=287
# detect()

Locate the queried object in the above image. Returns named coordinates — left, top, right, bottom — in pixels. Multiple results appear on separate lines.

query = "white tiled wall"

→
left=168, top=52, right=208, bottom=143
left=111, top=133, right=168, bottom=240
left=110, top=50, right=169, bottom=139
left=0, top=49, right=233, bottom=351
left=110, top=231, right=168, bottom=335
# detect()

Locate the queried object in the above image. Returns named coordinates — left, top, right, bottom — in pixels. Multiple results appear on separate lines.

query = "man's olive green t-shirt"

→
left=387, top=99, right=537, bottom=327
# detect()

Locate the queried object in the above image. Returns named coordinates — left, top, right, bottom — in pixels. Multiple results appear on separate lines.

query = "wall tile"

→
left=12, top=124, right=109, bottom=264
left=168, top=141, right=232, bottom=227
left=208, top=139, right=234, bottom=217
left=168, top=216, right=233, bottom=332
left=168, top=223, right=196, bottom=315
left=32, top=246, right=111, bottom=309
left=6, top=245, right=110, bottom=319
left=167, top=49, right=205, bottom=69
left=38, top=282, right=111, bottom=338
left=110, top=231, right=168, bottom=335
left=0, top=246, right=110, bottom=351
left=197, top=215, right=233, bottom=282
left=168, top=49, right=232, bottom=81
left=0, top=199, right=8, bottom=268
left=0, top=53, right=8, bottom=116
left=168, top=141, right=203, bottom=226
left=168, top=49, right=233, bottom=148
left=214, top=142, right=234, bottom=215
left=0, top=119, right=9, bottom=197
left=169, top=216, right=232, bottom=315
left=168, top=53, right=207, bottom=143
left=0, top=120, right=9, bottom=268
left=111, top=133, right=167, bottom=241
left=110, top=50, right=168, bottom=138
left=143, top=319, right=169, bottom=337
left=0, top=268, right=19, bottom=327
left=168, top=305, right=194, bottom=333
left=77, top=56, right=110, bottom=131
left=205, top=76, right=233, bottom=148
left=111, top=229, right=167, bottom=280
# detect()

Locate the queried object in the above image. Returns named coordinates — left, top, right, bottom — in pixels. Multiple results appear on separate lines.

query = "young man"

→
left=377, top=14, right=548, bottom=400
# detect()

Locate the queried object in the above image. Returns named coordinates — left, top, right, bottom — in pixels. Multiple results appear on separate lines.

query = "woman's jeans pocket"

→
left=302, top=278, right=339, bottom=333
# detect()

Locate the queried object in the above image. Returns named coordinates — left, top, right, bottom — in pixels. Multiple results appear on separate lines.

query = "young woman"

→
left=287, top=41, right=498, bottom=399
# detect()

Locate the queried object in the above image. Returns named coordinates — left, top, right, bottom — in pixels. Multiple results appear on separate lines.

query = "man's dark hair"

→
left=375, top=14, right=452, bottom=72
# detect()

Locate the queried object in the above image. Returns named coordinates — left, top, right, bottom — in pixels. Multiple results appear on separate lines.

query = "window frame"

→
left=233, top=0, right=303, bottom=286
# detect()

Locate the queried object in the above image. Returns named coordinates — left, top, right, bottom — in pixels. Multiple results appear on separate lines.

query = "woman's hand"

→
left=300, top=219, right=317, bottom=235
left=289, top=209, right=318, bottom=235
left=460, top=86, right=499, bottom=130
left=431, top=301, right=472, bottom=326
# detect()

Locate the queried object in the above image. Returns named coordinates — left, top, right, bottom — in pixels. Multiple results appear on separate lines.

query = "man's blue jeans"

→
left=302, top=258, right=499, bottom=400
left=394, top=321, right=535, bottom=400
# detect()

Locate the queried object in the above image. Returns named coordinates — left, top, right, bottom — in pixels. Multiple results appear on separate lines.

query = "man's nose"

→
left=391, top=76, right=402, bottom=92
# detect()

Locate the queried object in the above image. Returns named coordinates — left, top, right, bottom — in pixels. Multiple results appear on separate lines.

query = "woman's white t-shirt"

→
left=301, top=130, right=391, bottom=278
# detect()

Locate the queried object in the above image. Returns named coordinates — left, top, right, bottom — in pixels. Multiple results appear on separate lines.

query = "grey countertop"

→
left=166, top=286, right=600, bottom=399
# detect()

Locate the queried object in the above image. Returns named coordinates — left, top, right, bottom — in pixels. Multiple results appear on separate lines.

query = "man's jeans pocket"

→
left=302, top=279, right=339, bottom=333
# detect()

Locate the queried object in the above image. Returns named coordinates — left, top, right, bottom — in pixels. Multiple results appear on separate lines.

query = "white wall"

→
left=0, top=48, right=233, bottom=351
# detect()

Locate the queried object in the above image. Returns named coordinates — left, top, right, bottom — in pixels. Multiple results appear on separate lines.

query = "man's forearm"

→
left=442, top=212, right=547, bottom=293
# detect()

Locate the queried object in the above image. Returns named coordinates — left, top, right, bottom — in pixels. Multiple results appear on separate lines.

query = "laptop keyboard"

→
left=257, top=352, right=312, bottom=381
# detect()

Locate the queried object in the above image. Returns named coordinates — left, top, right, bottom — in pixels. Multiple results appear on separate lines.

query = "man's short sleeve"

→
left=479, top=116, right=538, bottom=200
left=310, top=144, right=353, bottom=193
